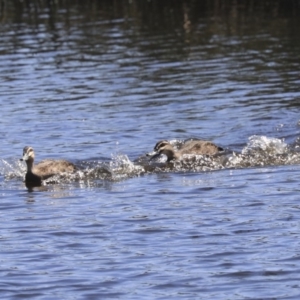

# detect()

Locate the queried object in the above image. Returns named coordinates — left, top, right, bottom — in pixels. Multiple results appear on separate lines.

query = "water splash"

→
left=2, top=136, right=300, bottom=187
left=242, top=135, right=288, bottom=155
left=0, top=158, right=25, bottom=180
left=226, top=135, right=300, bottom=169
left=109, top=153, right=145, bottom=180
left=67, top=154, right=145, bottom=184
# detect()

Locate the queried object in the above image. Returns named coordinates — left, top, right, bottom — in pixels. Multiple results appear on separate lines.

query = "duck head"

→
left=20, top=146, right=35, bottom=162
left=147, top=140, right=176, bottom=162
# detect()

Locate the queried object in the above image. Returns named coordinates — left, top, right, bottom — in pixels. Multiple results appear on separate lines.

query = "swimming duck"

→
left=20, top=146, right=76, bottom=186
left=148, top=140, right=224, bottom=162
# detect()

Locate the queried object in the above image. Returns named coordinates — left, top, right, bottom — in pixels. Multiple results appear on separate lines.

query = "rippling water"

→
left=1, top=0, right=300, bottom=299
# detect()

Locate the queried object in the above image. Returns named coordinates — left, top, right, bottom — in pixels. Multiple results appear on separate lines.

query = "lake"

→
left=1, top=0, right=300, bottom=299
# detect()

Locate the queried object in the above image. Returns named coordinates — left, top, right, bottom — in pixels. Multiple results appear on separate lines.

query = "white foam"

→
left=0, top=159, right=25, bottom=179
left=109, top=154, right=144, bottom=179
left=242, top=135, right=287, bottom=155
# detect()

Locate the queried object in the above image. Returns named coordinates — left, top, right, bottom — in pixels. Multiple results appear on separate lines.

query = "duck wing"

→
left=182, top=141, right=222, bottom=155
left=33, top=159, right=76, bottom=179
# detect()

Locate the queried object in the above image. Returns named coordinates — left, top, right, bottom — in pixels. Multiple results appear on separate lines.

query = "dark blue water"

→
left=1, top=1, right=300, bottom=299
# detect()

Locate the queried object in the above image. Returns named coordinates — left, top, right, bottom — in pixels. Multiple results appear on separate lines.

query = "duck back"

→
left=180, top=140, right=223, bottom=155
left=33, top=159, right=75, bottom=179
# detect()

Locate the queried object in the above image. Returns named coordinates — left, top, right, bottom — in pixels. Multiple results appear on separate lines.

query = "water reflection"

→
left=1, top=0, right=300, bottom=33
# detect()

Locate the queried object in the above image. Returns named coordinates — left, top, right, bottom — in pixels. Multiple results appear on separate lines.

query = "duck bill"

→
left=21, top=154, right=29, bottom=161
left=147, top=151, right=161, bottom=161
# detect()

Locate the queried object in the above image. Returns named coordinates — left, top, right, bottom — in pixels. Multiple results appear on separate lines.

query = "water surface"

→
left=1, top=1, right=300, bottom=299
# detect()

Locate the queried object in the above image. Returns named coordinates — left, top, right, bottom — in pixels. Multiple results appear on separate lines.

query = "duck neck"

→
left=162, top=149, right=178, bottom=162
left=25, top=158, right=34, bottom=172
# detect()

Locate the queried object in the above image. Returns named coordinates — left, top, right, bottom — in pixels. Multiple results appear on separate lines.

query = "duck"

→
left=20, top=146, right=76, bottom=186
left=148, top=139, right=224, bottom=162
